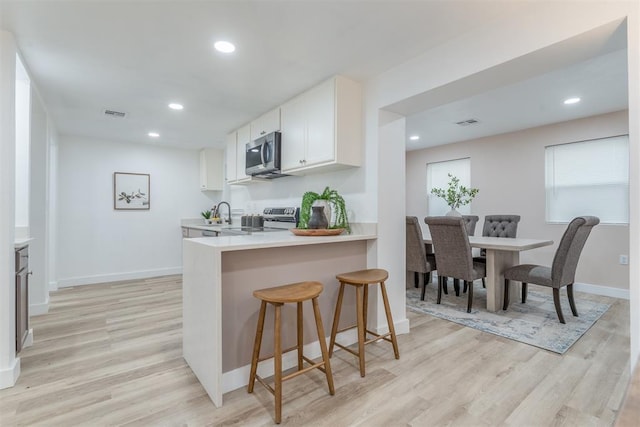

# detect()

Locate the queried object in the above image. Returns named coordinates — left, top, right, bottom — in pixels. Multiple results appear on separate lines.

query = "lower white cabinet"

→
left=280, top=75, right=362, bottom=174
left=200, top=148, right=224, bottom=191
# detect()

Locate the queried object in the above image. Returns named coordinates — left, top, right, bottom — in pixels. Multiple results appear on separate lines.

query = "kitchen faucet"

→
left=216, top=201, right=232, bottom=225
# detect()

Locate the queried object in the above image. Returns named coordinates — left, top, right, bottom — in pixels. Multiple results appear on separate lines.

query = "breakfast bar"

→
left=182, top=225, right=377, bottom=407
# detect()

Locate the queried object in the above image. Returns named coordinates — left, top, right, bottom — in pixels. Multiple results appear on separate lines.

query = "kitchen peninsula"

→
left=182, top=225, right=377, bottom=407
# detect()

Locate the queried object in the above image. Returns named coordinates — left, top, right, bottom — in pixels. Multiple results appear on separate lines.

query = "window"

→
left=545, top=135, right=629, bottom=224
left=426, top=158, right=472, bottom=216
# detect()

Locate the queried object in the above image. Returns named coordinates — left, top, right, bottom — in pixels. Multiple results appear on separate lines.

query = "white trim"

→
left=48, top=280, right=58, bottom=292
left=30, top=300, right=49, bottom=316
left=0, top=357, right=20, bottom=390
left=57, top=267, right=182, bottom=288
left=574, top=282, right=629, bottom=300
left=23, top=329, right=33, bottom=348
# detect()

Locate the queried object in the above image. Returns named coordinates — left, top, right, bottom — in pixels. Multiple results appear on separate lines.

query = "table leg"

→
left=485, top=250, right=519, bottom=312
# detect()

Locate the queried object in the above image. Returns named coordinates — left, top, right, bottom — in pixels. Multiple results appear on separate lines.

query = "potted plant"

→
left=201, top=209, right=213, bottom=224
left=299, top=186, right=350, bottom=232
left=431, top=173, right=479, bottom=216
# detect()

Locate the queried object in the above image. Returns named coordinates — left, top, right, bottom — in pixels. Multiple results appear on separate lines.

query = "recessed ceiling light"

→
left=409, top=135, right=420, bottom=141
left=168, top=103, right=183, bottom=110
left=214, top=40, right=235, bottom=53
left=148, top=132, right=160, bottom=138
left=564, top=97, right=581, bottom=105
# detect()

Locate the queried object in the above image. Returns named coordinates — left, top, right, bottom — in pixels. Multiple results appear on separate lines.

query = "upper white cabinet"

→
left=250, top=108, right=280, bottom=141
left=225, top=131, right=237, bottom=184
left=280, top=75, right=362, bottom=174
left=235, top=124, right=251, bottom=182
left=200, top=148, right=224, bottom=191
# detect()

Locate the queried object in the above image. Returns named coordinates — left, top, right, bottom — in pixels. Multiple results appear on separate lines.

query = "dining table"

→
left=423, top=234, right=553, bottom=312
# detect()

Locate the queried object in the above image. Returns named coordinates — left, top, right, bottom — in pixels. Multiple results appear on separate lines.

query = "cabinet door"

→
left=200, top=149, right=224, bottom=191
left=250, top=108, right=281, bottom=141
left=304, top=78, right=335, bottom=166
left=280, top=95, right=307, bottom=171
left=236, top=124, right=251, bottom=181
left=225, top=132, right=237, bottom=183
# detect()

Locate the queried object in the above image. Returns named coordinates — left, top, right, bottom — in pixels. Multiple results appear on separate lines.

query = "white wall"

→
left=56, top=136, right=219, bottom=287
left=14, top=69, right=29, bottom=231
left=407, top=111, right=629, bottom=296
left=0, top=30, right=19, bottom=389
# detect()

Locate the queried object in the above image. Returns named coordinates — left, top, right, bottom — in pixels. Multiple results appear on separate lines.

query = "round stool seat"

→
left=336, top=268, right=389, bottom=285
left=253, top=281, right=323, bottom=304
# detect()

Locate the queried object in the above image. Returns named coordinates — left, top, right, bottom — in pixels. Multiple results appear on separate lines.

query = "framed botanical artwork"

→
left=113, top=172, right=150, bottom=210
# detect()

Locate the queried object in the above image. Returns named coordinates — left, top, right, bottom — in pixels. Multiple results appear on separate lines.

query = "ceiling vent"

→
left=455, top=118, right=479, bottom=126
left=103, top=109, right=127, bottom=118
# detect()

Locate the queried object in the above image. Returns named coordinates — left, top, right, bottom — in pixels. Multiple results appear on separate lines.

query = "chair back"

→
left=551, top=216, right=600, bottom=287
left=406, top=216, right=430, bottom=273
left=462, top=215, right=479, bottom=236
left=425, top=216, right=475, bottom=281
left=482, top=215, right=521, bottom=238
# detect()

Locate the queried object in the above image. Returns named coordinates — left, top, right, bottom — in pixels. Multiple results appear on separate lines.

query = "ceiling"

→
left=0, top=1, right=629, bottom=151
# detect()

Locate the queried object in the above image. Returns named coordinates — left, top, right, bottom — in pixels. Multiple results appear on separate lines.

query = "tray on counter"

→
left=290, top=228, right=345, bottom=236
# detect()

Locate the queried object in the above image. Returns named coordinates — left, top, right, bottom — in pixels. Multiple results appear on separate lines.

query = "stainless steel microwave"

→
left=245, top=131, right=286, bottom=178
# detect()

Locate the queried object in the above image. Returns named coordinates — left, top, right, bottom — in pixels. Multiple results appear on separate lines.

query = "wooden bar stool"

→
left=328, top=268, right=399, bottom=377
left=247, top=281, right=335, bottom=424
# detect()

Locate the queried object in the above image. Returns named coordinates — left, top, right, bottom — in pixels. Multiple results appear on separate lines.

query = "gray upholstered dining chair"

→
left=425, top=216, right=487, bottom=313
left=474, top=215, right=521, bottom=287
left=406, top=216, right=437, bottom=301
left=462, top=215, right=479, bottom=236
left=503, top=216, right=599, bottom=324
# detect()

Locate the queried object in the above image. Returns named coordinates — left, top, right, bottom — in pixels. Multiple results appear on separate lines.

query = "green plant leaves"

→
left=431, top=174, right=479, bottom=209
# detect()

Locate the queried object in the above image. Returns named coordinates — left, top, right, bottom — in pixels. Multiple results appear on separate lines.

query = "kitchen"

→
left=1, top=1, right=639, bottom=425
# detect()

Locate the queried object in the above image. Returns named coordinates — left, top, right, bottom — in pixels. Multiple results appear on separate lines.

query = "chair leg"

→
left=482, top=278, right=486, bottom=288
left=466, top=281, right=473, bottom=313
left=437, top=276, right=443, bottom=304
left=380, top=281, right=400, bottom=359
left=414, top=271, right=419, bottom=288
left=454, top=279, right=460, bottom=296
left=248, top=300, right=267, bottom=393
left=521, top=282, right=528, bottom=304
left=442, top=277, right=448, bottom=295
left=553, top=288, right=566, bottom=324
left=420, top=278, right=427, bottom=301
left=503, top=279, right=510, bottom=311
left=426, top=271, right=432, bottom=284
left=312, top=297, right=335, bottom=395
left=567, top=284, right=578, bottom=317
left=329, top=282, right=345, bottom=357
left=463, top=281, right=468, bottom=294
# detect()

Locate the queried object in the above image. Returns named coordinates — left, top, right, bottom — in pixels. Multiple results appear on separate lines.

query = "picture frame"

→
left=113, top=172, right=150, bottom=210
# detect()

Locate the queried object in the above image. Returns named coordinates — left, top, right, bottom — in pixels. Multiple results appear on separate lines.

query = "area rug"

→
left=406, top=284, right=610, bottom=354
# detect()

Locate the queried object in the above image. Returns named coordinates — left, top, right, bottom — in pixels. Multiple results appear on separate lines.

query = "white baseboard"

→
left=56, top=267, right=182, bottom=288
left=23, top=328, right=33, bottom=348
left=49, top=280, right=58, bottom=292
left=30, top=300, right=49, bottom=316
left=0, top=358, right=20, bottom=390
left=222, top=328, right=359, bottom=394
left=574, top=282, right=629, bottom=300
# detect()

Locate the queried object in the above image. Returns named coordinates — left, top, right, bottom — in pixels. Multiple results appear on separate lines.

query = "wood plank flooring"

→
left=0, top=275, right=630, bottom=426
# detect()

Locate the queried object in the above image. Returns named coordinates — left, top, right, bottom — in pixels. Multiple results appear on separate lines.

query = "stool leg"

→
left=329, top=282, right=345, bottom=357
left=312, top=297, right=335, bottom=395
left=297, top=302, right=303, bottom=371
left=363, top=284, right=369, bottom=338
left=355, top=284, right=366, bottom=377
left=380, top=281, right=399, bottom=360
left=248, top=301, right=267, bottom=393
left=274, top=304, right=282, bottom=424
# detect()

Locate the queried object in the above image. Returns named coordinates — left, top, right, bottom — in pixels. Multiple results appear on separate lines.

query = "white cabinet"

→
left=235, top=124, right=251, bottom=182
left=250, top=108, right=280, bottom=141
left=199, top=148, right=224, bottom=191
left=225, top=132, right=237, bottom=183
left=280, top=75, right=362, bottom=174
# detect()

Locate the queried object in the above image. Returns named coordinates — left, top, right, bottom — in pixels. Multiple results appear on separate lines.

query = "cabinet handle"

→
left=260, top=131, right=266, bottom=135
left=27, top=271, right=33, bottom=276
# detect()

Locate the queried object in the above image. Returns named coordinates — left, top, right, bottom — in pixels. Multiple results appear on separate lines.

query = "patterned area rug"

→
left=406, top=283, right=610, bottom=354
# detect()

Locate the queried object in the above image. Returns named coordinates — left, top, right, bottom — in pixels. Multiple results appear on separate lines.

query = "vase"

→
left=312, top=200, right=332, bottom=227
left=308, top=206, right=329, bottom=229
left=445, top=207, right=462, bottom=217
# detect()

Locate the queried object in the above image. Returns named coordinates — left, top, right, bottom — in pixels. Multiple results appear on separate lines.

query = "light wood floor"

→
left=0, top=275, right=631, bottom=426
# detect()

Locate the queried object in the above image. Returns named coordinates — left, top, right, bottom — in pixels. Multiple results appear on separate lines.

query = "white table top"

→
left=423, top=235, right=553, bottom=252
